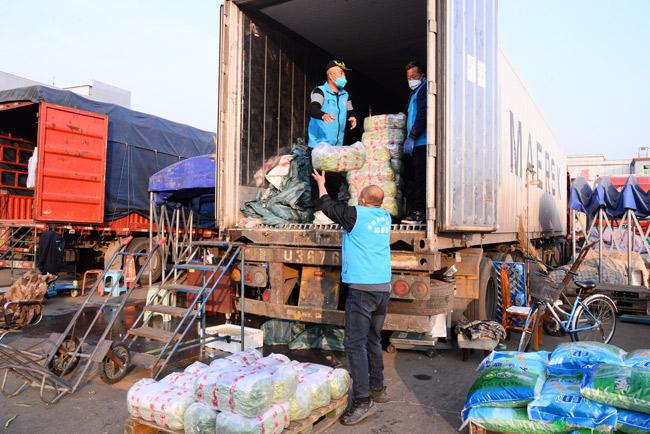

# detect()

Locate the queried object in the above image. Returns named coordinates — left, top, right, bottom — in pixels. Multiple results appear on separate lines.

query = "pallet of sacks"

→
left=126, top=349, right=351, bottom=434
left=461, top=342, right=650, bottom=434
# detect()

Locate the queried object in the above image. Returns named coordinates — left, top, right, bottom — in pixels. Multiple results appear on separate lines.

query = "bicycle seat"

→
left=574, top=279, right=597, bottom=291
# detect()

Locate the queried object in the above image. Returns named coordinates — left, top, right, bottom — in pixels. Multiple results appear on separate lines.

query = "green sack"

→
left=462, top=407, right=570, bottom=434
left=581, top=363, right=650, bottom=414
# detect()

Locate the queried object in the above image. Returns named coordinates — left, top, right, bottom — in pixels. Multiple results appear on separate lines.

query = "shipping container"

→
left=0, top=86, right=215, bottom=279
left=216, top=0, right=568, bottom=330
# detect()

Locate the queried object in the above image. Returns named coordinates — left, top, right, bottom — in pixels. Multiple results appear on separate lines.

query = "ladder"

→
left=0, top=222, right=39, bottom=272
left=123, top=241, right=245, bottom=378
left=0, top=236, right=163, bottom=404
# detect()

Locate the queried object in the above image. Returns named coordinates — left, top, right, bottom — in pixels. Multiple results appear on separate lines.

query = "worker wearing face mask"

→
left=307, top=60, right=358, bottom=208
left=402, top=60, right=427, bottom=225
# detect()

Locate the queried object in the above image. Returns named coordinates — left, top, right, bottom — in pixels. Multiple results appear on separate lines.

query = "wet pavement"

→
left=0, top=291, right=649, bottom=434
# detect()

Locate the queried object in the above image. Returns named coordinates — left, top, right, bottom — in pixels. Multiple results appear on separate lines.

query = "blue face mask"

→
left=335, top=76, right=347, bottom=89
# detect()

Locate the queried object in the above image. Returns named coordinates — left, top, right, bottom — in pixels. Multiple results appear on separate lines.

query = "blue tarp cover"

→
left=0, top=85, right=215, bottom=221
left=570, top=175, right=650, bottom=218
left=149, top=154, right=215, bottom=204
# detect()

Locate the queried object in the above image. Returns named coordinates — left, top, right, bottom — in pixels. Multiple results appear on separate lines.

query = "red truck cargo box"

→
left=35, top=102, right=108, bottom=223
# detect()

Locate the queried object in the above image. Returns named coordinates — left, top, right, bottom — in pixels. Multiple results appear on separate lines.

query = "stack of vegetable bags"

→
left=347, top=113, right=406, bottom=217
left=461, top=343, right=650, bottom=434
left=127, top=348, right=351, bottom=434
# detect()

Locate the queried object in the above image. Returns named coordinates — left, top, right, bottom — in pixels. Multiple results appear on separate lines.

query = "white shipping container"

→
left=495, top=50, right=567, bottom=238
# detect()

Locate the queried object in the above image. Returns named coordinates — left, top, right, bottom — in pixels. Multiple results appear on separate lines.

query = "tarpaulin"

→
left=569, top=176, right=650, bottom=218
left=0, top=86, right=215, bottom=221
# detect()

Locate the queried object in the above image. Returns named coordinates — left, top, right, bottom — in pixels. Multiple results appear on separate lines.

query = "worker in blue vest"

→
left=402, top=60, right=427, bottom=224
left=308, top=60, right=358, bottom=208
left=312, top=169, right=391, bottom=425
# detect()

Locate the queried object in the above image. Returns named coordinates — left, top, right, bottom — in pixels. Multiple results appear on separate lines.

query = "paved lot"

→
left=0, top=293, right=648, bottom=434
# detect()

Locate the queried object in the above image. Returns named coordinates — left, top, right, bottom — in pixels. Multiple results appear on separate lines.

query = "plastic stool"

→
left=81, top=269, right=103, bottom=296
left=103, top=271, right=127, bottom=297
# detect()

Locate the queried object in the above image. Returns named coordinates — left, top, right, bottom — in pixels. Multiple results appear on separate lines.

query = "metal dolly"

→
left=0, top=236, right=164, bottom=404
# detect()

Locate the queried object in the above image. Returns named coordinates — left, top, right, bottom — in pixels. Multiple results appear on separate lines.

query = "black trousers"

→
left=407, top=146, right=427, bottom=214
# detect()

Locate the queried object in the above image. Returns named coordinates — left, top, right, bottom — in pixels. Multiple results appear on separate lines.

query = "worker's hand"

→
left=312, top=169, right=326, bottom=188
left=349, top=116, right=357, bottom=129
left=322, top=113, right=335, bottom=123
left=403, top=137, right=415, bottom=156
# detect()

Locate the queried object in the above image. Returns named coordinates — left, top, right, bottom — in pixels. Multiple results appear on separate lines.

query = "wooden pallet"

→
left=124, top=395, right=348, bottom=434
left=284, top=395, right=348, bottom=434
left=124, top=416, right=181, bottom=434
left=468, top=422, right=502, bottom=434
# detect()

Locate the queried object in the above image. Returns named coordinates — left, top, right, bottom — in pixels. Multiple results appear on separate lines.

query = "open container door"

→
left=35, top=102, right=108, bottom=223
left=439, top=0, right=498, bottom=232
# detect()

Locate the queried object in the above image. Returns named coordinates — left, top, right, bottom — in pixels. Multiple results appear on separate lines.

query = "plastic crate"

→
left=203, top=324, right=263, bottom=354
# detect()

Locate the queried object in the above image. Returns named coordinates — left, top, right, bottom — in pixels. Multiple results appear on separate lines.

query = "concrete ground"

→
left=0, top=290, right=648, bottom=434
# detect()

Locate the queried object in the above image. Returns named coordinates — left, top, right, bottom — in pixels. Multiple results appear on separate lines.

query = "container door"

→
left=35, top=102, right=108, bottom=223
left=439, top=0, right=498, bottom=232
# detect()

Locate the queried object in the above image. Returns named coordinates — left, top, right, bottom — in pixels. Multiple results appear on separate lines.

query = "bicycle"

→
left=518, top=243, right=617, bottom=352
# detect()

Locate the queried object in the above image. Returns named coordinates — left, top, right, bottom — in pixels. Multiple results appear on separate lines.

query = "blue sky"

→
left=500, top=0, right=650, bottom=159
left=1, top=1, right=648, bottom=160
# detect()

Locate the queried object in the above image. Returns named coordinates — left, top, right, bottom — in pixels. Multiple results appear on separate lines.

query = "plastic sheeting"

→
left=570, top=176, right=650, bottom=218
left=0, top=86, right=215, bottom=221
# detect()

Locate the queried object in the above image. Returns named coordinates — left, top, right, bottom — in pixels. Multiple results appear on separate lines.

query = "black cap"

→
left=326, top=59, right=351, bottom=72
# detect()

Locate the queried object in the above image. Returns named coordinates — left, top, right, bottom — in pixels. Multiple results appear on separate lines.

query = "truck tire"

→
left=127, top=237, right=162, bottom=285
left=467, top=256, right=497, bottom=321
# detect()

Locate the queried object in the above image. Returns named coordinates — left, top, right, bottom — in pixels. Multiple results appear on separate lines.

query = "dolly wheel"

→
left=99, top=343, right=131, bottom=384
left=48, top=337, right=80, bottom=376
left=386, top=344, right=397, bottom=354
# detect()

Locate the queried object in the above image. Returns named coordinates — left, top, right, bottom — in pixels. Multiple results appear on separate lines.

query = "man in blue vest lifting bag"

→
left=402, top=60, right=427, bottom=224
left=308, top=60, right=358, bottom=208
left=312, top=169, right=391, bottom=425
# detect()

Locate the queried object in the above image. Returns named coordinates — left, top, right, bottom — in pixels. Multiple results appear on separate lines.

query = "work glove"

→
left=403, top=137, right=415, bottom=156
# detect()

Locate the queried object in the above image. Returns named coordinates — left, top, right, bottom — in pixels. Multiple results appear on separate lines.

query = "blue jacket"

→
left=308, top=83, right=349, bottom=147
left=407, top=80, right=427, bottom=147
left=342, top=206, right=392, bottom=284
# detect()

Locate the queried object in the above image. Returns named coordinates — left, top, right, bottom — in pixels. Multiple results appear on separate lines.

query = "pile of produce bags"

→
left=127, top=348, right=350, bottom=434
left=462, top=342, right=650, bottom=434
left=348, top=113, right=406, bottom=217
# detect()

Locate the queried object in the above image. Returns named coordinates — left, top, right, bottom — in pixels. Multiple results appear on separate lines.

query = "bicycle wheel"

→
left=571, top=294, right=617, bottom=344
left=518, top=303, right=542, bottom=352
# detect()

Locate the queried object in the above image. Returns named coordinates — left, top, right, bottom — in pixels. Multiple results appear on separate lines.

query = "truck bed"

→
left=228, top=222, right=427, bottom=248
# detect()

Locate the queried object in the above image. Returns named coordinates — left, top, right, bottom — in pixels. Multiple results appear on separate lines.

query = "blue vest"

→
left=341, top=206, right=392, bottom=284
left=308, top=83, right=349, bottom=148
left=407, top=81, right=427, bottom=147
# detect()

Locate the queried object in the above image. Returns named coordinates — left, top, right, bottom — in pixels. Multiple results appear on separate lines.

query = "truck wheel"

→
left=127, top=237, right=162, bottom=285
left=467, top=257, right=496, bottom=321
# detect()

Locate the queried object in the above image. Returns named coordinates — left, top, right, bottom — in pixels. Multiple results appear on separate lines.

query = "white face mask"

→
left=408, top=79, right=422, bottom=90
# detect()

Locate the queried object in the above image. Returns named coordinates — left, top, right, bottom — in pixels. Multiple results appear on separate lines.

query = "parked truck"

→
left=0, top=85, right=215, bottom=282
left=215, top=0, right=568, bottom=332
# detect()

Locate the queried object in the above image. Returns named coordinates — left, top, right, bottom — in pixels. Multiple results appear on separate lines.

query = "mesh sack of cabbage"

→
left=183, top=402, right=217, bottom=434
left=462, top=351, right=548, bottom=418
left=363, top=113, right=407, bottom=131
left=127, top=379, right=195, bottom=430
left=581, top=363, right=650, bottom=414
left=292, top=362, right=350, bottom=400
left=199, top=365, right=275, bottom=417
left=311, top=141, right=366, bottom=172
left=215, top=402, right=291, bottom=434
left=547, top=341, right=626, bottom=376
left=362, top=129, right=405, bottom=145
left=363, top=137, right=401, bottom=159
left=625, top=350, right=650, bottom=370
left=253, top=354, right=299, bottom=403
left=160, top=371, right=199, bottom=391
left=364, top=144, right=391, bottom=163
left=616, top=409, right=650, bottom=434
left=461, top=407, right=570, bottom=434
left=289, top=364, right=332, bottom=414
left=528, top=376, right=618, bottom=432
left=185, top=361, right=210, bottom=375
